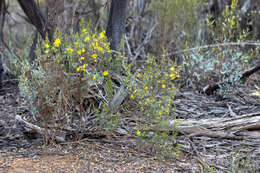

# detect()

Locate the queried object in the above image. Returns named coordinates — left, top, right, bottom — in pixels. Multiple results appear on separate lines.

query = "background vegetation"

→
left=1, top=0, right=260, bottom=167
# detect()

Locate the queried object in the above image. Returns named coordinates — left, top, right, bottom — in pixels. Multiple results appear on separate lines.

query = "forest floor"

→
left=0, top=71, right=260, bottom=172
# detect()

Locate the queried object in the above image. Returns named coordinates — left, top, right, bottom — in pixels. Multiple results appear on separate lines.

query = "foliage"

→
left=181, top=0, right=257, bottom=95
left=124, top=54, right=181, bottom=159
left=148, top=0, right=202, bottom=54
left=19, top=23, right=116, bottom=129
left=1, top=29, right=34, bottom=78
left=18, top=21, right=181, bottom=158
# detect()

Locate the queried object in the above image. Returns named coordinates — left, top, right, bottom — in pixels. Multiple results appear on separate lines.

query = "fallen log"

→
left=171, top=112, right=260, bottom=139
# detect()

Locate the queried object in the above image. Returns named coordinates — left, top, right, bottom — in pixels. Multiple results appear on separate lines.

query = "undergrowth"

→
left=18, top=21, right=181, bottom=158
left=181, top=0, right=258, bottom=95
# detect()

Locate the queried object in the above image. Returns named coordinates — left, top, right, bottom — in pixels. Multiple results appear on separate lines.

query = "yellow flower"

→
left=84, top=36, right=90, bottom=42
left=54, top=38, right=61, bottom=47
left=146, top=98, right=150, bottom=102
left=130, top=94, right=134, bottom=99
left=103, top=71, right=109, bottom=76
left=162, top=84, right=166, bottom=88
left=82, top=64, right=86, bottom=68
left=77, top=50, right=82, bottom=55
left=99, top=31, right=106, bottom=39
left=144, top=86, right=149, bottom=90
left=57, top=60, right=60, bottom=63
left=170, top=73, right=180, bottom=80
left=91, top=53, right=97, bottom=59
left=170, top=66, right=175, bottom=72
left=81, top=48, right=85, bottom=53
left=76, top=67, right=80, bottom=71
left=82, top=28, right=87, bottom=33
left=136, top=130, right=141, bottom=136
left=94, top=40, right=99, bottom=49
left=44, top=43, right=50, bottom=49
left=80, top=57, right=85, bottom=60
left=93, top=75, right=96, bottom=80
left=66, top=47, right=73, bottom=54
left=170, top=73, right=176, bottom=80
left=133, top=89, right=137, bottom=94
left=137, top=73, right=142, bottom=78
left=44, top=49, right=49, bottom=54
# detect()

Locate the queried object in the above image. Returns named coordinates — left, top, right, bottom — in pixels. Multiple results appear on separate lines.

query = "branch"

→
left=203, top=63, right=260, bottom=95
left=15, top=115, right=65, bottom=143
left=17, top=0, right=53, bottom=41
left=167, top=42, right=260, bottom=56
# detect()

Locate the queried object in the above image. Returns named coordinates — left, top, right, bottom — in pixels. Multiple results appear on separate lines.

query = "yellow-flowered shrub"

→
left=124, top=54, right=181, bottom=159
left=19, top=23, right=181, bottom=156
left=19, top=24, right=118, bottom=129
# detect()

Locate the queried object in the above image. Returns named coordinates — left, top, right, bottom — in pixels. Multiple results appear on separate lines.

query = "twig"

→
left=131, top=22, right=157, bottom=66
left=167, top=42, right=260, bottom=56
left=227, top=103, right=237, bottom=117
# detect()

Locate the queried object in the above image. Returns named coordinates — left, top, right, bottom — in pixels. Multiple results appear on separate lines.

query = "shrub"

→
left=181, top=0, right=256, bottom=95
left=124, top=54, right=182, bottom=159
left=19, top=22, right=181, bottom=158
left=19, top=24, right=116, bottom=129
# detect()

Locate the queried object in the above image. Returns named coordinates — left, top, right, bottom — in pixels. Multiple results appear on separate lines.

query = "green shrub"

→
left=124, top=54, right=181, bottom=159
left=182, top=0, right=256, bottom=94
left=18, top=22, right=181, bottom=158
left=19, top=24, right=115, bottom=127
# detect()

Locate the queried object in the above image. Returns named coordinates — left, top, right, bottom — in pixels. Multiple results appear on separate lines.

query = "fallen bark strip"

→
left=203, top=63, right=260, bottom=95
left=169, top=112, right=260, bottom=139
left=15, top=115, right=65, bottom=143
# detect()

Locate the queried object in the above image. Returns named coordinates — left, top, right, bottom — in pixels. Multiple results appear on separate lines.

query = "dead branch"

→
left=240, top=63, right=260, bottom=81
left=15, top=115, right=65, bottom=143
left=17, top=0, right=53, bottom=41
left=131, top=22, right=157, bottom=66
left=203, top=63, right=260, bottom=95
left=167, top=42, right=260, bottom=56
left=170, top=112, right=260, bottom=140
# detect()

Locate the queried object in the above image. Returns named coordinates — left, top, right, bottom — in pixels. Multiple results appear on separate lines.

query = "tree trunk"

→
left=106, top=0, right=129, bottom=52
left=17, top=0, right=54, bottom=41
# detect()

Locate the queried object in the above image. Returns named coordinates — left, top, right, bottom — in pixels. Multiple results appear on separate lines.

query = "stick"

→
left=15, top=115, right=65, bottom=143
